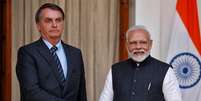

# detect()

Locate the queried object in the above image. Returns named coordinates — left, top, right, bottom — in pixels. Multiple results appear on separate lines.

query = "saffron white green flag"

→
left=167, top=0, right=201, bottom=101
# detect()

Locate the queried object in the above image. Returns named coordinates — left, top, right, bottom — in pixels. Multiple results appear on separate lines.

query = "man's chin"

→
left=131, top=54, right=149, bottom=62
left=50, top=35, right=62, bottom=39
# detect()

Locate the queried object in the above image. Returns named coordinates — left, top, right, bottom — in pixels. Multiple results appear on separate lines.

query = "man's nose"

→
left=135, top=43, right=142, bottom=49
left=52, top=21, right=57, bottom=27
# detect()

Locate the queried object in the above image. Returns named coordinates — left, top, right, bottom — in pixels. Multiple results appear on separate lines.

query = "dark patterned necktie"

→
left=50, top=46, right=65, bottom=85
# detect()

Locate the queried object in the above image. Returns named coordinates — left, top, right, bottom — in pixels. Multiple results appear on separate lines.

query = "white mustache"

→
left=132, top=49, right=146, bottom=54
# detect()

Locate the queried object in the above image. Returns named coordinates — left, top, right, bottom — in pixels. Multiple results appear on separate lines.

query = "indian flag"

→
left=167, top=0, right=201, bottom=101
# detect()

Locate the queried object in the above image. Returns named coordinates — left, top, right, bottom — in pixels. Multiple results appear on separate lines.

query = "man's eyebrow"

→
left=43, top=17, right=53, bottom=20
left=45, top=17, right=52, bottom=19
left=44, top=16, right=63, bottom=19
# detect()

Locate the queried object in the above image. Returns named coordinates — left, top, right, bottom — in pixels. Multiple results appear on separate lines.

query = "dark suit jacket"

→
left=16, top=39, right=87, bottom=101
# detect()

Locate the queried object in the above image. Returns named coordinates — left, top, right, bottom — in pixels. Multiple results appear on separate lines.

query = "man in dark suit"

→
left=16, top=3, right=87, bottom=101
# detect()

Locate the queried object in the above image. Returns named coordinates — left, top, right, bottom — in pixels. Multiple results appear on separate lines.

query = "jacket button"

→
left=132, top=91, right=135, bottom=95
left=133, top=79, right=136, bottom=82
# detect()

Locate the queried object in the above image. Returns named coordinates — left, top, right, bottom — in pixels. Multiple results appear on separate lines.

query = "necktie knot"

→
left=50, top=46, right=58, bottom=54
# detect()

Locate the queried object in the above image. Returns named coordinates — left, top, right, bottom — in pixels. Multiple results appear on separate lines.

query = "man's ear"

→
left=36, top=23, right=41, bottom=32
left=149, top=40, right=153, bottom=49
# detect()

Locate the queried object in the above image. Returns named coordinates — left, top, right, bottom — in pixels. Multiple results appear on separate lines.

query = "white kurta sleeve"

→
left=99, top=69, right=114, bottom=101
left=163, top=67, right=182, bottom=101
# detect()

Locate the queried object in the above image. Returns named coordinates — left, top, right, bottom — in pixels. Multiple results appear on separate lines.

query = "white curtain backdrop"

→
left=12, top=0, right=119, bottom=101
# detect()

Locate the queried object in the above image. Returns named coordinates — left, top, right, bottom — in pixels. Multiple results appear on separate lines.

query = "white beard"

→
left=128, top=50, right=150, bottom=62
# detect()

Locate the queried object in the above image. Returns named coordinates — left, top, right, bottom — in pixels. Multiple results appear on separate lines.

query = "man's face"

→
left=36, top=8, right=64, bottom=41
left=127, top=29, right=152, bottom=62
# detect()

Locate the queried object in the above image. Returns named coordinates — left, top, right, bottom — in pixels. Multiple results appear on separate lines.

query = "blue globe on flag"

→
left=170, top=52, right=201, bottom=89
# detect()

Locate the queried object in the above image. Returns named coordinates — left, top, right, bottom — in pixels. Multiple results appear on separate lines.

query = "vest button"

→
left=133, top=79, right=136, bottom=82
left=132, top=91, right=135, bottom=95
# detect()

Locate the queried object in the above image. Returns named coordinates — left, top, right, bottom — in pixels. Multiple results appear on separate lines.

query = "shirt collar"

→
left=42, top=39, right=62, bottom=50
left=129, top=55, right=152, bottom=67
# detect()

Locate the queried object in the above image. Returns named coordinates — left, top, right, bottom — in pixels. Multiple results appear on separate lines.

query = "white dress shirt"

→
left=99, top=67, right=182, bottom=101
left=43, top=39, right=68, bottom=78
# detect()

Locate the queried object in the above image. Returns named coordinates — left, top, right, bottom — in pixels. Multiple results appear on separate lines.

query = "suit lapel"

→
left=62, top=42, right=73, bottom=91
left=36, top=39, right=65, bottom=87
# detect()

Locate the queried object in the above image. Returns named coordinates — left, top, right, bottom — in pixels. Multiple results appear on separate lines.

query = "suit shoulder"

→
left=63, top=43, right=81, bottom=51
left=63, top=43, right=82, bottom=55
left=18, top=40, right=40, bottom=51
left=112, top=59, right=131, bottom=69
left=151, top=57, right=171, bottom=67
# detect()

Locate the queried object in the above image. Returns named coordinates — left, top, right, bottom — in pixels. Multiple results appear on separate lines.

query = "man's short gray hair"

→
left=125, top=25, right=151, bottom=41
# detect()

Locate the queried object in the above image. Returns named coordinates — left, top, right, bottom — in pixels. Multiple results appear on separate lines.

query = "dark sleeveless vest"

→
left=112, top=56, right=170, bottom=101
